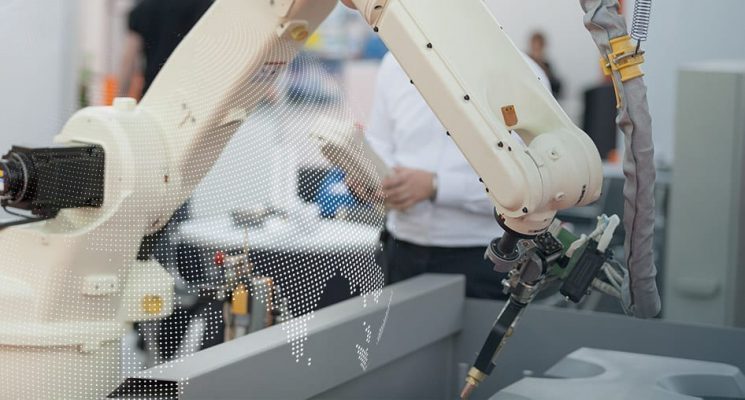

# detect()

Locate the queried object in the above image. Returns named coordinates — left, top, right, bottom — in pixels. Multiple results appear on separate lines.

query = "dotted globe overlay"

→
left=0, top=25, right=388, bottom=398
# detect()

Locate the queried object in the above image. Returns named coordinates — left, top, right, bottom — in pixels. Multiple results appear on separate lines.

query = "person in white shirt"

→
left=363, top=51, right=549, bottom=299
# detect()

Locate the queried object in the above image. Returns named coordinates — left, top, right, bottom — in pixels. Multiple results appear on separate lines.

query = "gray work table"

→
left=112, top=274, right=745, bottom=400
left=177, top=214, right=380, bottom=254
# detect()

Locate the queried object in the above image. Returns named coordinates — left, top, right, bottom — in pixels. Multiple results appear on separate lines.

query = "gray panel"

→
left=735, top=71, right=745, bottom=327
left=113, top=279, right=745, bottom=400
left=665, top=63, right=745, bottom=327
left=312, top=337, right=455, bottom=400
left=454, top=299, right=745, bottom=399
left=118, top=274, right=465, bottom=399
left=491, top=348, right=745, bottom=400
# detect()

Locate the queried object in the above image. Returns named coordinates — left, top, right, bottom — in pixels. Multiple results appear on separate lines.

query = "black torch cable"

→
left=472, top=296, right=527, bottom=375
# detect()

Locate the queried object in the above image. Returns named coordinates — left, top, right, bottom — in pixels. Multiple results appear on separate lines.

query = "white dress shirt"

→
left=366, top=52, right=549, bottom=248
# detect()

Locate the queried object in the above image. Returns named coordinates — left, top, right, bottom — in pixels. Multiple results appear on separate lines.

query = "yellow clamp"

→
left=601, top=35, right=645, bottom=81
left=600, top=35, right=645, bottom=108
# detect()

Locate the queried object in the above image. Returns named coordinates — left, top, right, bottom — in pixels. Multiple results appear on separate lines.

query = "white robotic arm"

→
left=0, top=1, right=337, bottom=398
left=0, top=1, right=603, bottom=398
left=347, top=0, right=602, bottom=236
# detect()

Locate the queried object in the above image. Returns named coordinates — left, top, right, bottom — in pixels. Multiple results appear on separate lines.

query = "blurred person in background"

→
left=118, top=0, right=214, bottom=98
left=528, top=31, right=563, bottom=99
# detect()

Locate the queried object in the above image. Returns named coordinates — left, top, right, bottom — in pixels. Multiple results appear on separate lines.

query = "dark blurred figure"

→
left=528, top=31, right=563, bottom=98
left=119, top=0, right=214, bottom=97
left=583, top=83, right=618, bottom=161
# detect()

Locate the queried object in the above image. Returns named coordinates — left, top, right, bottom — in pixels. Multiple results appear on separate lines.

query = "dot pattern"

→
left=0, top=15, right=390, bottom=398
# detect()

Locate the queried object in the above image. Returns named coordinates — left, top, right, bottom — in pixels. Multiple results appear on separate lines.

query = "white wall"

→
left=0, top=0, right=79, bottom=150
left=487, top=0, right=745, bottom=164
left=643, top=0, right=745, bottom=164
left=486, top=0, right=603, bottom=123
left=0, top=0, right=78, bottom=221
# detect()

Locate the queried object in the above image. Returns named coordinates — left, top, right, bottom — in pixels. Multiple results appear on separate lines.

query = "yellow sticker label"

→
left=141, top=295, right=164, bottom=315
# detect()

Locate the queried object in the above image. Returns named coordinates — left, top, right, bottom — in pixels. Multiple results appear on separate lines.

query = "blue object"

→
left=362, top=36, right=388, bottom=60
left=315, top=168, right=360, bottom=218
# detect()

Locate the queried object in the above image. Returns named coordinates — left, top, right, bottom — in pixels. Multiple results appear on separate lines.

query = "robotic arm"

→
left=347, top=0, right=603, bottom=237
left=0, top=0, right=654, bottom=398
left=333, top=4, right=608, bottom=396
left=344, top=2, right=658, bottom=398
left=0, top=1, right=338, bottom=397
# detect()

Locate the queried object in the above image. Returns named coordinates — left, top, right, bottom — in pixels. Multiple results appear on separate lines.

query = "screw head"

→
left=290, top=26, right=309, bottom=41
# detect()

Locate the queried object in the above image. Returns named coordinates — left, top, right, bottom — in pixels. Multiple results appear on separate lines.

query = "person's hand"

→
left=345, top=175, right=384, bottom=203
left=382, top=167, right=435, bottom=211
left=340, top=0, right=358, bottom=9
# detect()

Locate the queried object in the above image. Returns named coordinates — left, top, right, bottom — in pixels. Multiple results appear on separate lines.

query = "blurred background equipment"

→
left=665, top=62, right=745, bottom=328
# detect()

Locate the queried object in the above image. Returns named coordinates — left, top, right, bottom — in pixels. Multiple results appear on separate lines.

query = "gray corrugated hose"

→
left=579, top=0, right=661, bottom=318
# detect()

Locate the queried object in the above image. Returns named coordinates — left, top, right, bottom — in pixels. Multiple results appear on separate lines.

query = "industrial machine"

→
left=0, top=0, right=658, bottom=398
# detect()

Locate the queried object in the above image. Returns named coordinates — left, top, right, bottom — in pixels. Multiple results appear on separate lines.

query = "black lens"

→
left=0, top=156, right=27, bottom=202
left=0, top=160, right=11, bottom=197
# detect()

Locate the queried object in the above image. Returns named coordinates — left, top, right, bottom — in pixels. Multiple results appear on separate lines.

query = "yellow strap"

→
left=599, top=35, right=646, bottom=108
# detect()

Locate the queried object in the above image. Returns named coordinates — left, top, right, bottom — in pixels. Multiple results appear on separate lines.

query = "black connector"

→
left=533, top=232, right=563, bottom=259
left=559, top=241, right=609, bottom=303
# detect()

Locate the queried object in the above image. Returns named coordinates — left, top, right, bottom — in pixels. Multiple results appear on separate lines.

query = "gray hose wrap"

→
left=579, top=0, right=661, bottom=318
